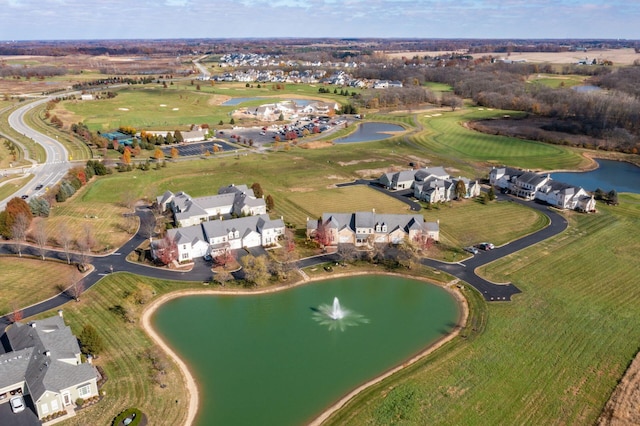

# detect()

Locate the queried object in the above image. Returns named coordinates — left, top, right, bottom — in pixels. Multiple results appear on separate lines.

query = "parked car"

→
left=464, top=246, right=479, bottom=255
left=10, top=395, right=25, bottom=413
left=35, top=184, right=44, bottom=190
left=203, top=254, right=212, bottom=262
left=477, top=242, right=495, bottom=251
left=20, top=194, right=28, bottom=199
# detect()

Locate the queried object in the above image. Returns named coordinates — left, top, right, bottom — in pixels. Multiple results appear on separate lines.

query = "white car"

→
left=10, top=395, right=25, bottom=413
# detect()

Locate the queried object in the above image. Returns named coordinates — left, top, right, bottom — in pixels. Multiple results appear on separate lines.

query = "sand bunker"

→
left=172, top=108, right=179, bottom=111
left=160, top=104, right=167, bottom=107
left=118, top=108, right=129, bottom=111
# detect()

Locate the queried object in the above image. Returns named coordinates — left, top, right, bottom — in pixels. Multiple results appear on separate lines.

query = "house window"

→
left=41, top=403, right=49, bottom=414
left=181, top=253, right=189, bottom=260
left=77, top=384, right=92, bottom=398
left=51, top=399, right=59, bottom=411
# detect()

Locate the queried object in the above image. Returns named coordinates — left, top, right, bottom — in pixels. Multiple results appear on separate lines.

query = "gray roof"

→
left=168, top=225, right=207, bottom=247
left=201, top=214, right=284, bottom=240
left=319, top=212, right=435, bottom=235
left=4, top=316, right=98, bottom=402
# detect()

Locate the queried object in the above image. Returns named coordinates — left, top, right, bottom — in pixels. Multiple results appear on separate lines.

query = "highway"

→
left=0, top=97, right=72, bottom=210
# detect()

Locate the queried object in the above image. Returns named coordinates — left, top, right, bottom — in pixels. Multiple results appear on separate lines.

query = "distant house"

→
left=157, top=184, right=267, bottom=227
left=378, top=166, right=480, bottom=203
left=489, top=167, right=596, bottom=211
left=0, top=313, right=100, bottom=420
left=307, top=211, right=439, bottom=247
left=152, top=213, right=285, bottom=261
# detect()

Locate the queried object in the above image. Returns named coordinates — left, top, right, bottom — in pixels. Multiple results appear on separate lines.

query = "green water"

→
left=153, top=275, right=460, bottom=425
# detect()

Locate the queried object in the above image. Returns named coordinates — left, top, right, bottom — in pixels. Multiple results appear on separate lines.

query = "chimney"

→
left=30, top=322, right=37, bottom=328
left=45, top=350, right=51, bottom=357
left=58, top=309, right=63, bottom=318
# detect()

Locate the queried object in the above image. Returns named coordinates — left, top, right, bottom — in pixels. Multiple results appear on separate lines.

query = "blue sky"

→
left=0, top=0, right=638, bottom=41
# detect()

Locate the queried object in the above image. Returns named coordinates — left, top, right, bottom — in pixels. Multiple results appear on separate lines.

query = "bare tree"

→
left=32, top=219, right=48, bottom=260
left=58, top=223, right=74, bottom=264
left=213, top=270, right=233, bottom=286
left=77, top=224, right=95, bottom=267
left=68, top=271, right=85, bottom=302
left=337, top=243, right=358, bottom=265
left=240, top=254, right=269, bottom=286
left=11, top=213, right=30, bottom=257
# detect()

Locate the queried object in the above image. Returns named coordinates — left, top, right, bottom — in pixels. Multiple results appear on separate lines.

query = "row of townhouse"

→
left=153, top=213, right=286, bottom=262
left=378, top=166, right=482, bottom=202
left=307, top=211, right=439, bottom=247
left=0, top=313, right=100, bottom=421
left=157, top=184, right=267, bottom=228
left=489, top=167, right=596, bottom=212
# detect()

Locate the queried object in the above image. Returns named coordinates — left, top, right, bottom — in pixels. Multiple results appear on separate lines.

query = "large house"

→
left=489, top=167, right=596, bottom=212
left=378, top=166, right=481, bottom=203
left=0, top=313, right=100, bottom=420
left=307, top=211, right=439, bottom=247
left=152, top=213, right=286, bottom=262
left=157, top=184, right=267, bottom=227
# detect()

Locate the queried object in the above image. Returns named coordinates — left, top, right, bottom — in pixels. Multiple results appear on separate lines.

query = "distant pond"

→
left=552, top=159, right=640, bottom=194
left=334, top=122, right=404, bottom=143
left=220, top=97, right=266, bottom=106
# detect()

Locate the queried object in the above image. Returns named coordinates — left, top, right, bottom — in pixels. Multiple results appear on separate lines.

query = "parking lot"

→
left=161, top=140, right=238, bottom=157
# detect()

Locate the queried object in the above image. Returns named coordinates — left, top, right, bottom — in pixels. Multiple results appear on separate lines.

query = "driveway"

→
left=0, top=396, right=40, bottom=426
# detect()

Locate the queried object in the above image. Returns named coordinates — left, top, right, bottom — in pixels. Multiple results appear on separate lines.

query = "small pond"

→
left=153, top=275, right=460, bottom=426
left=571, top=85, right=602, bottom=93
left=552, top=159, right=640, bottom=194
left=220, top=97, right=266, bottom=106
left=334, top=122, right=404, bottom=143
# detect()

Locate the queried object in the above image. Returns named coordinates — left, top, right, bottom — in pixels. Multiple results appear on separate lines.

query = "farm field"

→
left=325, top=194, right=640, bottom=425
left=0, top=257, right=78, bottom=316
left=30, top=273, right=205, bottom=426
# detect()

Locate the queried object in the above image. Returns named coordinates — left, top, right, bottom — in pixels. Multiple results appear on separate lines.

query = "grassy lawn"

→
left=421, top=198, right=548, bottom=248
left=44, top=182, right=137, bottom=252
left=25, top=103, right=92, bottom=161
left=0, top=174, right=33, bottom=200
left=0, top=257, right=77, bottom=315
left=411, top=108, right=589, bottom=171
left=56, top=82, right=359, bottom=133
left=30, top=273, right=205, bottom=426
left=324, top=195, right=640, bottom=425
left=527, top=74, right=587, bottom=88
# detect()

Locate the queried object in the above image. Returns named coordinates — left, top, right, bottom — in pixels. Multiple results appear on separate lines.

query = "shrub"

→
left=112, top=408, right=143, bottom=426
left=75, top=398, right=85, bottom=407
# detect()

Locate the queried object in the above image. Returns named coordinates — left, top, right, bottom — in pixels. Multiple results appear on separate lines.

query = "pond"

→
left=552, top=159, right=640, bottom=194
left=571, top=85, right=602, bottom=93
left=153, top=275, right=460, bottom=426
left=334, top=122, right=404, bottom=143
left=220, top=97, right=266, bottom=106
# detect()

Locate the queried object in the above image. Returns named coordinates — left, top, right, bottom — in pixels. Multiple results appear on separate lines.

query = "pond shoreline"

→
left=141, top=271, right=468, bottom=426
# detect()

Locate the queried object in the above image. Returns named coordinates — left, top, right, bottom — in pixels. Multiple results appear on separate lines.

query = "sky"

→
left=0, top=0, right=638, bottom=41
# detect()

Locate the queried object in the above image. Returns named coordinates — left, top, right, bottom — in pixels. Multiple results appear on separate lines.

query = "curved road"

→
left=0, top=97, right=72, bottom=210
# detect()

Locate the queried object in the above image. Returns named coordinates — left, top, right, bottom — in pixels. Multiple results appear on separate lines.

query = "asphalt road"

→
left=0, top=97, right=72, bottom=210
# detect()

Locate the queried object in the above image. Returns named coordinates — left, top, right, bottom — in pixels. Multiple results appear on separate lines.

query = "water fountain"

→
left=329, top=297, right=345, bottom=320
left=312, top=297, right=368, bottom=331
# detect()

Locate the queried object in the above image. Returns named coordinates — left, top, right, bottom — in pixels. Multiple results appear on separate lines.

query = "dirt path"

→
left=140, top=272, right=468, bottom=426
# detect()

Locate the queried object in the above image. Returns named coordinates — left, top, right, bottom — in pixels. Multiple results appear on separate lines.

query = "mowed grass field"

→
left=325, top=194, right=640, bottom=425
left=30, top=274, right=205, bottom=426
left=0, top=257, right=78, bottom=315
left=421, top=198, right=548, bottom=248
left=56, top=82, right=358, bottom=132
left=43, top=182, right=136, bottom=252
left=412, top=108, right=589, bottom=171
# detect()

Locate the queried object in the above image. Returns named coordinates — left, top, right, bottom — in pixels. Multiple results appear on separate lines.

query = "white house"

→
left=0, top=313, right=100, bottom=420
left=153, top=214, right=285, bottom=262
left=379, top=166, right=480, bottom=203
left=489, top=166, right=596, bottom=211
left=157, top=184, right=267, bottom=227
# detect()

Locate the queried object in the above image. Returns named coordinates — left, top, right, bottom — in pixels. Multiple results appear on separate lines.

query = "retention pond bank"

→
left=152, top=275, right=460, bottom=425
